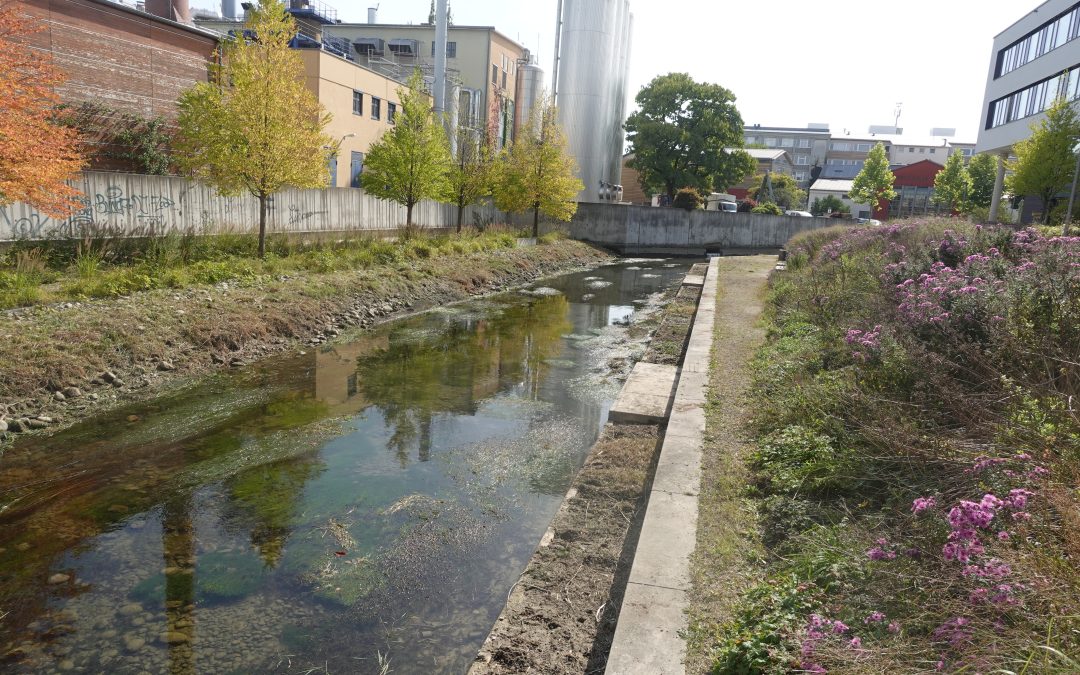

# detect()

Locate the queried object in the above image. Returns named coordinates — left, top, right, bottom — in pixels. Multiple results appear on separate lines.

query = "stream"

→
left=0, top=259, right=690, bottom=674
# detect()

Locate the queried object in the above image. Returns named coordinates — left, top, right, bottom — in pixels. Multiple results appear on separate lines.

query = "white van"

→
left=706, top=193, right=738, bottom=212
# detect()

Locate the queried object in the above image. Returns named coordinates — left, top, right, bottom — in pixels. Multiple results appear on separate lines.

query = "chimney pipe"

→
left=367, top=5, right=378, bottom=23
left=145, top=0, right=190, bottom=23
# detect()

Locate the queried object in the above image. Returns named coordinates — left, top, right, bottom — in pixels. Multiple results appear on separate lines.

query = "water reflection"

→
left=0, top=259, right=691, bottom=674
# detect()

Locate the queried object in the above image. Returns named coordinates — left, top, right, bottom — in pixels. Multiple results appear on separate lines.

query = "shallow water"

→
left=0, top=260, right=690, bottom=674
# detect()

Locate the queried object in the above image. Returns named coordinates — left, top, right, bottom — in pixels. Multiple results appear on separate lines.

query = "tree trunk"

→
left=457, top=203, right=464, bottom=233
left=532, top=205, right=540, bottom=239
left=258, top=193, right=268, bottom=259
left=406, top=201, right=414, bottom=228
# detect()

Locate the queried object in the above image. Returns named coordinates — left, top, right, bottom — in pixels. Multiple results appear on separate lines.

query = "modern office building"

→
left=975, top=0, right=1080, bottom=221
left=742, top=124, right=830, bottom=187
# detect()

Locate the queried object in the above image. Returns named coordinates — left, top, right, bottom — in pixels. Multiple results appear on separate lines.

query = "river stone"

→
left=47, top=573, right=70, bottom=584
left=0, top=419, right=6, bottom=432
left=53, top=391, right=66, bottom=401
left=15, top=542, right=31, bottom=551
left=123, top=636, right=145, bottom=652
left=102, top=371, right=118, bottom=383
left=58, top=659, right=74, bottom=671
left=119, top=603, right=143, bottom=616
left=28, top=419, right=49, bottom=430
left=62, top=387, right=82, bottom=398
left=156, top=361, right=176, bottom=372
left=160, top=631, right=189, bottom=645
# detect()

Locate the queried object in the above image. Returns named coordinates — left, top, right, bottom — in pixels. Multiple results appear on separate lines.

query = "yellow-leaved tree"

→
left=494, top=98, right=583, bottom=237
left=174, top=0, right=333, bottom=257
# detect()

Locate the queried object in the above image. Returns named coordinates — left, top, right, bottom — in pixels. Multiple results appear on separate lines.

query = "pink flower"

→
left=912, top=496, right=936, bottom=514
left=887, top=621, right=900, bottom=634
left=865, top=611, right=885, bottom=624
left=849, top=636, right=862, bottom=649
left=998, top=531, right=1010, bottom=541
left=833, top=620, right=849, bottom=634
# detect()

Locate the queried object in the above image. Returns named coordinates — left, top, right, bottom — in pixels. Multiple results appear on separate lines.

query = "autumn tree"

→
left=494, top=99, right=583, bottom=238
left=447, top=118, right=495, bottom=232
left=746, top=172, right=806, bottom=210
left=849, top=142, right=897, bottom=217
left=174, top=0, right=333, bottom=257
left=967, top=153, right=997, bottom=210
left=932, top=150, right=972, bottom=213
left=361, top=70, right=452, bottom=229
left=0, top=3, right=84, bottom=216
left=1007, top=96, right=1080, bottom=224
left=625, top=73, right=756, bottom=198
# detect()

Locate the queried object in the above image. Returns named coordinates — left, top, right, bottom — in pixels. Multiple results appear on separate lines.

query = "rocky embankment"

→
left=0, top=240, right=611, bottom=445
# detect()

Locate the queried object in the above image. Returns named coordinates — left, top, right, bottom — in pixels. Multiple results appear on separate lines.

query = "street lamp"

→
left=1065, top=140, right=1080, bottom=236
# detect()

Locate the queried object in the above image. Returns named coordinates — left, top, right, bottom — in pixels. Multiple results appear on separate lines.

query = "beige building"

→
left=297, top=49, right=426, bottom=188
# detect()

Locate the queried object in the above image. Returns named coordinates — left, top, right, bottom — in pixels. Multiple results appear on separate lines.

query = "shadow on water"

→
left=0, top=259, right=691, bottom=674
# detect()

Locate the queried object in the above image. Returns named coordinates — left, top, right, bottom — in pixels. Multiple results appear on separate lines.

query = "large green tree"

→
left=1007, top=96, right=1080, bottom=224
left=447, top=119, right=494, bottom=233
left=849, top=142, right=897, bottom=217
left=174, top=0, right=332, bottom=258
left=932, top=150, right=972, bottom=213
left=362, top=70, right=453, bottom=228
left=493, top=99, right=583, bottom=237
left=746, top=172, right=806, bottom=210
left=624, top=73, right=756, bottom=199
left=967, top=152, right=997, bottom=209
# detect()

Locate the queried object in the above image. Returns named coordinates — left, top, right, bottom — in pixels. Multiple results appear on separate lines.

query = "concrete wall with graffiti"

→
left=0, top=172, right=526, bottom=242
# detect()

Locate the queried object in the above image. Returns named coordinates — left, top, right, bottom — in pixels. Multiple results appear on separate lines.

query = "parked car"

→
left=785, top=210, right=813, bottom=217
left=855, top=218, right=883, bottom=225
left=705, top=193, right=739, bottom=212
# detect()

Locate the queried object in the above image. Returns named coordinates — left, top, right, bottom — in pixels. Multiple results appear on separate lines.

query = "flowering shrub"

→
left=706, top=219, right=1080, bottom=674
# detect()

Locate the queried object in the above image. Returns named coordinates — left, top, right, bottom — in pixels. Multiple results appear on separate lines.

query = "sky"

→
left=191, top=0, right=1043, bottom=141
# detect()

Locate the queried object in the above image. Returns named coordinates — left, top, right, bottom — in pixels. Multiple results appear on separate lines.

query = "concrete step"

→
left=608, top=362, right=679, bottom=424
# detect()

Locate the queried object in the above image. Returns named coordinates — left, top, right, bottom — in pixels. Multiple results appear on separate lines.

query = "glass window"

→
left=856, top=143, right=871, bottom=152
left=765, top=137, right=778, bottom=147
left=794, top=154, right=809, bottom=165
left=371, top=97, right=381, bottom=121
left=492, top=64, right=498, bottom=84
left=997, top=2, right=1080, bottom=77
left=502, top=70, right=507, bottom=89
left=798, top=138, right=812, bottom=148
left=352, top=90, right=363, bottom=116
left=929, top=148, right=936, bottom=154
left=830, top=142, right=851, bottom=151
left=388, top=102, right=396, bottom=124
left=780, top=137, right=794, bottom=147
left=794, top=171, right=807, bottom=181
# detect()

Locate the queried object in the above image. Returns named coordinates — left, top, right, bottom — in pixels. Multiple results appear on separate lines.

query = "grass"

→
left=0, top=226, right=543, bottom=310
left=696, top=220, right=1080, bottom=673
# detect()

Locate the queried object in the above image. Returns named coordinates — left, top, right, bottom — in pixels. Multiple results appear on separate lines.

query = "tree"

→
left=967, top=153, right=997, bottom=209
left=1007, top=96, right=1080, bottom=224
left=361, top=70, right=452, bottom=229
left=849, top=142, right=897, bottom=217
left=0, top=3, right=85, bottom=216
left=746, top=172, right=806, bottom=210
left=751, top=202, right=783, bottom=215
left=932, top=150, right=972, bottom=213
left=493, top=98, right=583, bottom=237
left=175, top=0, right=332, bottom=258
left=810, top=195, right=848, bottom=216
left=625, top=73, right=756, bottom=199
left=447, top=119, right=495, bottom=232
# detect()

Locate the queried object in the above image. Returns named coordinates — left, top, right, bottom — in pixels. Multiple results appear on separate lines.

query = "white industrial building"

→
left=975, top=0, right=1080, bottom=221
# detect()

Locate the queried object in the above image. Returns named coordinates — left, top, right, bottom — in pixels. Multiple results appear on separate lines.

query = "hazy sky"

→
left=192, top=0, right=1042, bottom=141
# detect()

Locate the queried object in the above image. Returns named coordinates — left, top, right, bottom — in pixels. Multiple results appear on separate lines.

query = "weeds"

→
left=0, top=228, right=521, bottom=309
left=706, top=220, right=1080, bottom=673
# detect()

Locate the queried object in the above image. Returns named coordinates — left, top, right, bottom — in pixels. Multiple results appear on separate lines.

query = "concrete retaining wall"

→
left=0, top=171, right=532, bottom=242
left=568, top=202, right=855, bottom=253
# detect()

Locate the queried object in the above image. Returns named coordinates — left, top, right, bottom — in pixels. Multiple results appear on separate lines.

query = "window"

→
left=352, top=90, right=363, bottom=116
left=794, top=154, right=810, bottom=165
left=430, top=41, right=457, bottom=57
left=350, top=151, right=364, bottom=188
left=830, top=142, right=852, bottom=151
left=908, top=147, right=915, bottom=153
left=918, top=148, right=926, bottom=153
left=502, top=70, right=507, bottom=89
left=371, top=97, right=381, bottom=121
left=780, top=137, right=794, bottom=147
left=797, top=138, right=812, bottom=148
left=794, top=171, right=807, bottom=181
left=492, top=64, right=498, bottom=85
left=765, top=137, right=778, bottom=147
left=996, top=4, right=1080, bottom=78
left=986, top=62, right=1080, bottom=129
left=388, top=102, right=396, bottom=124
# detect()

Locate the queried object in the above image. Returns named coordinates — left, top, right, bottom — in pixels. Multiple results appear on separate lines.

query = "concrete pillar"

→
left=988, top=152, right=1007, bottom=223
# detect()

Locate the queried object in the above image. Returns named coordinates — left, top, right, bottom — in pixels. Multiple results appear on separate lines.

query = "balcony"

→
left=287, top=0, right=338, bottom=25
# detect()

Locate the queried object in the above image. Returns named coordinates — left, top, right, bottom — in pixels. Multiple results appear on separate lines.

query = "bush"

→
left=751, top=201, right=783, bottom=215
left=737, top=198, right=758, bottom=213
left=672, top=187, right=704, bottom=211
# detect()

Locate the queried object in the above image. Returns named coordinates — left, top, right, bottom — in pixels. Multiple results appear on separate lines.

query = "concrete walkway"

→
left=605, top=255, right=775, bottom=675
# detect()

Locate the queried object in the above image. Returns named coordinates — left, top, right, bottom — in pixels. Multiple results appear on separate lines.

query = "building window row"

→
left=987, top=63, right=1080, bottom=129
left=996, top=3, right=1080, bottom=78
left=353, top=90, right=396, bottom=124
left=826, top=158, right=860, bottom=166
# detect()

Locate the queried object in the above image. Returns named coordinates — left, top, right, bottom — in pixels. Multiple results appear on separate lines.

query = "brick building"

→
left=14, top=0, right=218, bottom=169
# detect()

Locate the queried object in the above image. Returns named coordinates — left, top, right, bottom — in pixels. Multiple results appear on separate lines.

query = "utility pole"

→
left=552, top=0, right=564, bottom=105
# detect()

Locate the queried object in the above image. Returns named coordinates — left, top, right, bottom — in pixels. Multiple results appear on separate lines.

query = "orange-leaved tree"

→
left=0, top=2, right=85, bottom=216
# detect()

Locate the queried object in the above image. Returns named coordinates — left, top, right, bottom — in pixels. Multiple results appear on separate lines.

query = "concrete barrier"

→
left=569, top=203, right=856, bottom=254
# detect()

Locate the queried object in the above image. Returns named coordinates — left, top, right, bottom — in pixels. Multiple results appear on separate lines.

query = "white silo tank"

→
left=555, top=0, right=631, bottom=202
left=514, top=55, right=546, bottom=137
left=222, top=0, right=236, bottom=20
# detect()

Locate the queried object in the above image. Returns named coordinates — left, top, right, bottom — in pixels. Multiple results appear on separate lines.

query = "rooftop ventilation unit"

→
left=353, top=37, right=385, bottom=56
left=388, top=39, right=418, bottom=56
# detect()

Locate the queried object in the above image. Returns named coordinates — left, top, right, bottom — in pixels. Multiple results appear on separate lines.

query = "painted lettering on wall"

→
left=0, top=185, right=177, bottom=240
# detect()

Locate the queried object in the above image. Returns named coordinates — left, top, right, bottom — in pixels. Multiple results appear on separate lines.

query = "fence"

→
left=0, top=171, right=529, bottom=242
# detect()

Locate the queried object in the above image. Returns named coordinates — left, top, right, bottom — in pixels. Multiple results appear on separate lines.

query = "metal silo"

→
left=554, top=0, right=632, bottom=202
left=514, top=51, right=546, bottom=137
